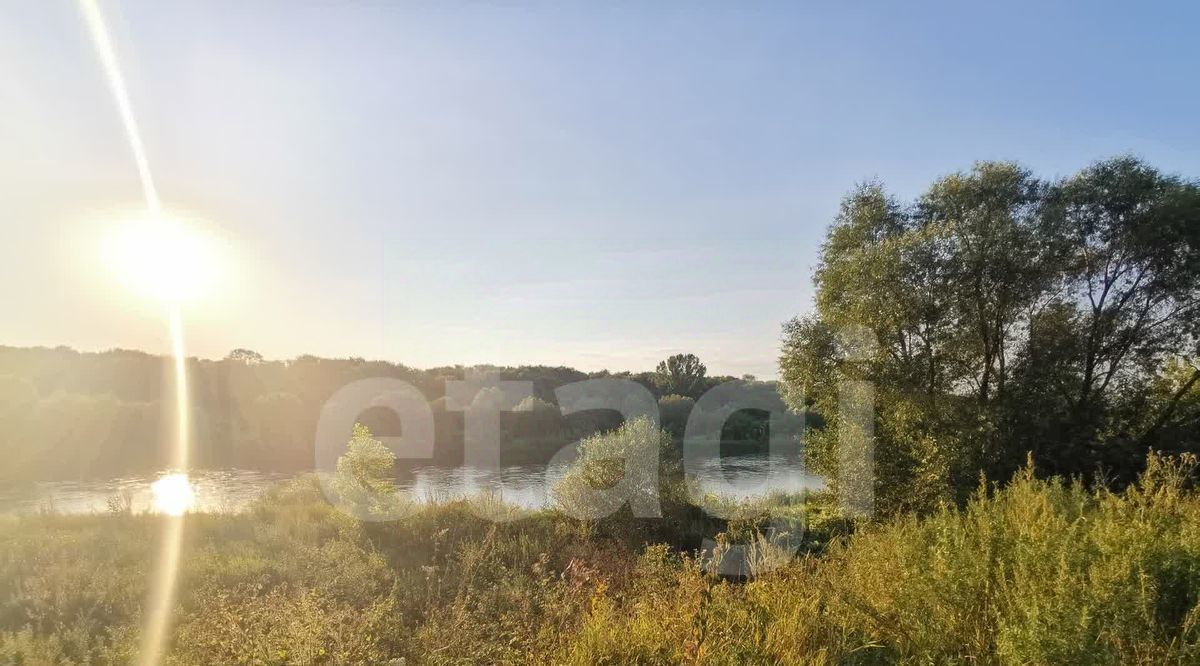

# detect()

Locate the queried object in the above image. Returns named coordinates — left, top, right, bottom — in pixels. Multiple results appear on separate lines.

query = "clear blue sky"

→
left=2, top=1, right=1198, bottom=377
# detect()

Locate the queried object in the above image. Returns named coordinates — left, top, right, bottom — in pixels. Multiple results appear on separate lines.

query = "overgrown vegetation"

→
left=2, top=441, right=1199, bottom=663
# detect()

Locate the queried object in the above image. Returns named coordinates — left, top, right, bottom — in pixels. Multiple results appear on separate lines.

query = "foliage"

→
left=330, top=423, right=401, bottom=520
left=551, top=417, right=693, bottom=543
left=655, top=353, right=708, bottom=398
left=225, top=348, right=264, bottom=365
left=0, top=347, right=746, bottom=480
left=509, top=396, right=563, bottom=441
left=781, top=157, right=1200, bottom=513
left=658, top=394, right=696, bottom=437
left=3, top=454, right=1199, bottom=663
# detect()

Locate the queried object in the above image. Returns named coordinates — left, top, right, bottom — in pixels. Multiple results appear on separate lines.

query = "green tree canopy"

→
left=781, top=157, right=1200, bottom=514
left=654, top=353, right=707, bottom=398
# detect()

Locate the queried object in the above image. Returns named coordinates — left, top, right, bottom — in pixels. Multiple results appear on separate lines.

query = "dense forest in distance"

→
left=0, top=345, right=785, bottom=481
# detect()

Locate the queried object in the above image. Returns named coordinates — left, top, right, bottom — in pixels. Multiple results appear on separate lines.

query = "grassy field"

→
left=2, top=450, right=1199, bottom=664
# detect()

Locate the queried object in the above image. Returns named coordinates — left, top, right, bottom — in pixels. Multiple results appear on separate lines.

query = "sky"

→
left=2, top=1, right=1199, bottom=378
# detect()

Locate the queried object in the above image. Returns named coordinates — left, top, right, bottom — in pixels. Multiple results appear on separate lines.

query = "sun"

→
left=151, top=473, right=196, bottom=516
left=101, top=213, right=224, bottom=305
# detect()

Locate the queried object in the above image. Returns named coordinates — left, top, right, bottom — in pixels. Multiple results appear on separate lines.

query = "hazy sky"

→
left=3, top=1, right=1199, bottom=377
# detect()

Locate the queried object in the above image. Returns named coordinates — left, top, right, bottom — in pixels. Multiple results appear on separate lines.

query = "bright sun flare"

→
left=102, top=214, right=224, bottom=304
left=150, top=473, right=195, bottom=516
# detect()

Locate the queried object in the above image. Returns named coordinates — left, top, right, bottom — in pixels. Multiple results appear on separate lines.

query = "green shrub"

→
left=330, top=423, right=408, bottom=520
left=551, top=416, right=694, bottom=544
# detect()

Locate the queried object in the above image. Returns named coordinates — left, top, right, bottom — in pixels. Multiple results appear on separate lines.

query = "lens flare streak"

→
left=79, top=0, right=160, bottom=216
left=79, top=2, right=187, bottom=665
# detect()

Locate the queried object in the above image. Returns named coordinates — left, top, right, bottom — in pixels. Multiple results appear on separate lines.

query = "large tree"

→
left=1037, top=158, right=1200, bottom=455
left=654, top=354, right=708, bottom=398
left=781, top=157, right=1200, bottom=514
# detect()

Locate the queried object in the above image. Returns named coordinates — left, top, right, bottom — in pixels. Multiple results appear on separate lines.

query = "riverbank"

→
left=0, top=453, right=822, bottom=517
left=2, top=454, right=1199, bottom=664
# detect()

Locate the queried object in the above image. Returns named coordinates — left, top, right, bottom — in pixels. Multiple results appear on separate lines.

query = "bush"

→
left=330, top=423, right=405, bottom=520
left=551, top=416, right=694, bottom=542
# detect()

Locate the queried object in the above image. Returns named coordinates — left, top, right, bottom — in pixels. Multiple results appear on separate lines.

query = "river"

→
left=0, top=455, right=823, bottom=516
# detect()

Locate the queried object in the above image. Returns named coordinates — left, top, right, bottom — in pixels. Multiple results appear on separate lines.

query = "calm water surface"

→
left=0, top=455, right=823, bottom=516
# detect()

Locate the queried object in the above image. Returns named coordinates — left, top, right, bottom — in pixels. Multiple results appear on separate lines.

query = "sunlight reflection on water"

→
left=0, top=455, right=823, bottom=516
left=149, top=473, right=195, bottom=516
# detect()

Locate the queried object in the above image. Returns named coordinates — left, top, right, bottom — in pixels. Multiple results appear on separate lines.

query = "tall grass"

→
left=1, top=455, right=1198, bottom=664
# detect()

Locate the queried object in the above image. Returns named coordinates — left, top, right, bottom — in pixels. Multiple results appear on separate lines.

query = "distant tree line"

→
left=0, top=347, right=790, bottom=481
left=780, top=156, right=1200, bottom=515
